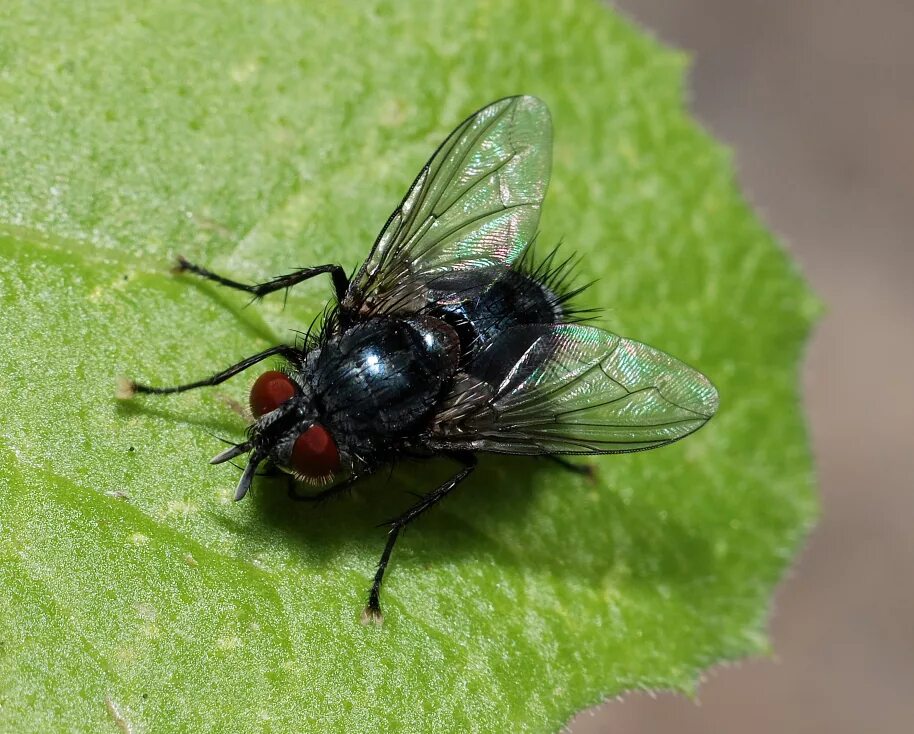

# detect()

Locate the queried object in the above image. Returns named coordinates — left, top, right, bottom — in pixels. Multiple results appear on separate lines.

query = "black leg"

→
left=119, top=345, right=301, bottom=397
left=544, top=455, right=595, bottom=479
left=362, top=452, right=477, bottom=625
left=175, top=256, right=349, bottom=303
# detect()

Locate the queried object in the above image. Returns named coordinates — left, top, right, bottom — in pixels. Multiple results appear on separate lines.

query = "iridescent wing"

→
left=432, top=324, right=719, bottom=454
left=342, top=96, right=552, bottom=315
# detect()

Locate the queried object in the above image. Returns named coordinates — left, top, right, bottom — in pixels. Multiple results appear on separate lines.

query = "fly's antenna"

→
left=233, top=451, right=264, bottom=501
left=210, top=442, right=252, bottom=466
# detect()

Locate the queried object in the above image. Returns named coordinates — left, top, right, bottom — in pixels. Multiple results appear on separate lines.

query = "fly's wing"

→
left=342, top=96, right=552, bottom=315
left=433, top=324, right=719, bottom=454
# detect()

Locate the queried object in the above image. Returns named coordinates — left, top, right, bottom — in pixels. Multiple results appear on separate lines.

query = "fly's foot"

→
left=360, top=602, right=384, bottom=627
left=115, top=377, right=137, bottom=400
left=171, top=254, right=192, bottom=275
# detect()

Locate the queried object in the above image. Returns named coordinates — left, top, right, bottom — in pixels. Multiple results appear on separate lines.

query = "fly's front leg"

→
left=174, top=256, right=350, bottom=304
left=117, top=345, right=301, bottom=398
left=362, top=452, right=477, bottom=625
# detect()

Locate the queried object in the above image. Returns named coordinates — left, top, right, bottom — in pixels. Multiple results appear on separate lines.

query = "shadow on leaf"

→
left=236, top=452, right=715, bottom=593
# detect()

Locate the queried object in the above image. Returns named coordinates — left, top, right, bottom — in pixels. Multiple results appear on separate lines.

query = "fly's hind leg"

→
left=362, top=452, right=477, bottom=626
left=174, top=256, right=350, bottom=303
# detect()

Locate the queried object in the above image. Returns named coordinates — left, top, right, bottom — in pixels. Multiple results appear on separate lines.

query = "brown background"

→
left=570, top=2, right=914, bottom=732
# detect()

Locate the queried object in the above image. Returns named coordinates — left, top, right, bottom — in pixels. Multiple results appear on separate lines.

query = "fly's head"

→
left=211, top=369, right=349, bottom=501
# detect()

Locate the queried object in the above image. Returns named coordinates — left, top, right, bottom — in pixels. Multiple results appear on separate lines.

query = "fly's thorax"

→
left=308, top=316, right=459, bottom=441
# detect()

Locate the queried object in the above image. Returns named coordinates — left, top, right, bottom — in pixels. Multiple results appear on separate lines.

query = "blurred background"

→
left=571, top=1, right=914, bottom=732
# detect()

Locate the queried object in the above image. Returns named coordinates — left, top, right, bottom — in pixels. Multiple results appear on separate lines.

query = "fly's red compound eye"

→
left=249, top=370, right=297, bottom=417
left=291, top=423, right=341, bottom=479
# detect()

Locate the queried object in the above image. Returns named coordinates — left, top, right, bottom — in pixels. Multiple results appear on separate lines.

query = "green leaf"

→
left=0, top=1, right=819, bottom=732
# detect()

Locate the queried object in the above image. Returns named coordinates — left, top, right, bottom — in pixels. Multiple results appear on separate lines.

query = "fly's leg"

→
left=175, top=256, right=350, bottom=303
left=362, top=452, right=477, bottom=625
left=117, top=345, right=301, bottom=397
left=544, top=455, right=595, bottom=480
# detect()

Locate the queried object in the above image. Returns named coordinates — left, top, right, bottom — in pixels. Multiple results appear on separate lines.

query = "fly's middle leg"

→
left=362, top=452, right=477, bottom=625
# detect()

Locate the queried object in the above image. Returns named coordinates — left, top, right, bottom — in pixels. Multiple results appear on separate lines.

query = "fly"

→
left=118, top=96, right=719, bottom=624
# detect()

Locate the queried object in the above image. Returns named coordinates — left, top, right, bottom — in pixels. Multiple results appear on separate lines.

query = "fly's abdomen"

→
left=312, top=316, right=458, bottom=439
left=427, top=267, right=561, bottom=364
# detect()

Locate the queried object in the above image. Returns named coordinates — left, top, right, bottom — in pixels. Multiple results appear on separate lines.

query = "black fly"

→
left=119, top=96, right=719, bottom=623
